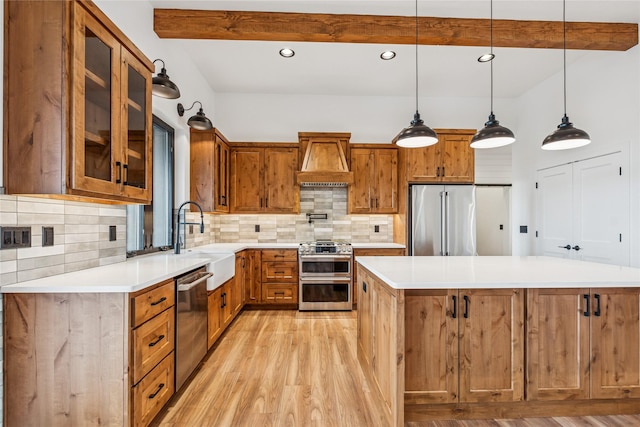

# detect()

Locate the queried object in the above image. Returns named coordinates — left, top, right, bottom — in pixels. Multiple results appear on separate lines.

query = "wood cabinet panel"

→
left=262, top=249, right=298, bottom=262
left=131, top=306, right=175, bottom=385
left=262, top=283, right=298, bottom=303
left=221, top=278, right=234, bottom=327
left=404, top=290, right=458, bottom=404
left=526, top=288, right=590, bottom=401
left=404, top=130, right=475, bottom=184
left=190, top=128, right=230, bottom=213
left=131, top=279, right=175, bottom=328
left=349, top=147, right=398, bottom=214
left=459, top=288, right=524, bottom=403
left=230, top=146, right=299, bottom=213
left=262, top=262, right=298, bottom=282
left=244, top=250, right=261, bottom=304
left=132, top=353, right=175, bottom=427
left=591, top=288, right=640, bottom=399
left=357, top=268, right=373, bottom=366
left=207, top=287, right=223, bottom=349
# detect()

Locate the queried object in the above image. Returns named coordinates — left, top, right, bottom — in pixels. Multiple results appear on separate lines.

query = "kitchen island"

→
left=355, top=256, right=640, bottom=426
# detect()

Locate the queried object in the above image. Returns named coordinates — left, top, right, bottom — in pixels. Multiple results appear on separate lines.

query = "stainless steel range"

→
left=298, top=240, right=353, bottom=311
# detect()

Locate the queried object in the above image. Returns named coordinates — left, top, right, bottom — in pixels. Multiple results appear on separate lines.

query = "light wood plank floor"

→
left=154, top=310, right=640, bottom=427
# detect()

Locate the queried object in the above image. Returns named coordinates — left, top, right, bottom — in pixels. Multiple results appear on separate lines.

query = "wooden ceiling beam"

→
left=153, top=9, right=637, bottom=51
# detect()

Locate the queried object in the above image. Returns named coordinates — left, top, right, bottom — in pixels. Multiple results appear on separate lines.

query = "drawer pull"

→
left=148, top=383, right=165, bottom=399
left=150, top=296, right=167, bottom=306
left=275, top=255, right=285, bottom=258
left=148, top=334, right=165, bottom=347
left=275, top=271, right=285, bottom=274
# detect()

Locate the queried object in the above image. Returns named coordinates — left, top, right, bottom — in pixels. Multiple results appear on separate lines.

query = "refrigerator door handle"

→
left=440, top=191, right=447, bottom=256
left=444, top=191, right=450, bottom=256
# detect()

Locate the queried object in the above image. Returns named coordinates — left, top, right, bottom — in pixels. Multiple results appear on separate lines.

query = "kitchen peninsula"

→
left=355, top=256, right=640, bottom=427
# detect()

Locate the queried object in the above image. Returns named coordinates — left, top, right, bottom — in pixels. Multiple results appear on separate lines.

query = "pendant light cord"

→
left=415, top=0, right=419, bottom=113
left=490, top=0, right=494, bottom=115
left=563, top=0, right=567, bottom=117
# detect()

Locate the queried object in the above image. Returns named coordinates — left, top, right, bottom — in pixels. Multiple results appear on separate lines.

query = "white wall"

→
left=511, top=46, right=640, bottom=265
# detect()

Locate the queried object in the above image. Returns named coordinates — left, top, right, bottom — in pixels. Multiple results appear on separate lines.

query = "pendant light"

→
left=470, top=0, right=515, bottom=149
left=541, top=0, right=590, bottom=150
left=152, top=59, right=181, bottom=99
left=394, top=0, right=438, bottom=148
left=177, top=101, right=213, bottom=131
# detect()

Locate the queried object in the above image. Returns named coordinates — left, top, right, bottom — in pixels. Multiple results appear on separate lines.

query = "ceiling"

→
left=149, top=1, right=640, bottom=99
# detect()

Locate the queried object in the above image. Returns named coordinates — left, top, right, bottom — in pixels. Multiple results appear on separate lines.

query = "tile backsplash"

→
left=185, top=187, right=395, bottom=247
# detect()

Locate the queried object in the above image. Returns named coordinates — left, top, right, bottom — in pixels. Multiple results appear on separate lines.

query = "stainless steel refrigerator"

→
left=409, top=185, right=477, bottom=256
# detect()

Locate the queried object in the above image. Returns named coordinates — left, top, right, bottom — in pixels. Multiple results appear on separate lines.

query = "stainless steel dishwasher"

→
left=175, top=266, right=212, bottom=391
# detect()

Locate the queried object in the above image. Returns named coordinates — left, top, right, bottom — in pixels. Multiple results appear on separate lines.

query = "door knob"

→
left=572, top=245, right=581, bottom=251
left=558, top=245, right=571, bottom=250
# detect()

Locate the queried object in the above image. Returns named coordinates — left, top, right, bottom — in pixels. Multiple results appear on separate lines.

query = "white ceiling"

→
left=150, top=1, right=640, bottom=98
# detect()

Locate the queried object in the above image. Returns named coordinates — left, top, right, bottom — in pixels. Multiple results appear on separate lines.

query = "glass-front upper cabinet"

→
left=72, top=3, right=152, bottom=203
left=122, top=49, right=152, bottom=200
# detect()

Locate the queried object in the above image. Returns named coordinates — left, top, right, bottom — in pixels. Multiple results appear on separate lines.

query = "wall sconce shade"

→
left=177, top=101, right=213, bottom=131
left=152, top=59, right=181, bottom=99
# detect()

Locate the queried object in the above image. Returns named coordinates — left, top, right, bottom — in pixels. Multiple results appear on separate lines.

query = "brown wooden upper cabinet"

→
left=230, top=144, right=299, bottom=213
left=190, top=128, right=230, bottom=213
left=4, top=0, right=153, bottom=203
left=404, top=130, right=475, bottom=184
left=349, top=146, right=398, bottom=214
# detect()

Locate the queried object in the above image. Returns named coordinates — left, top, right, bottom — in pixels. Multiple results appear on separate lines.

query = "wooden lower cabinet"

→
left=207, top=286, right=223, bottom=349
left=404, top=288, right=524, bottom=405
left=245, top=249, right=299, bottom=307
left=527, top=288, right=640, bottom=401
left=4, top=278, right=177, bottom=427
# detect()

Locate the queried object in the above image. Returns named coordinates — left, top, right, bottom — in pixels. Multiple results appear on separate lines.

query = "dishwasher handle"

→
left=177, top=272, right=213, bottom=292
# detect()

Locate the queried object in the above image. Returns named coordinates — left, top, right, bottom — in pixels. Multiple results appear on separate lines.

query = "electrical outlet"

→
left=109, top=225, right=117, bottom=241
left=255, top=224, right=260, bottom=232
left=42, top=227, right=54, bottom=246
left=374, top=225, right=380, bottom=233
left=0, top=226, right=31, bottom=249
left=189, top=225, right=194, bottom=234
left=520, top=225, right=528, bottom=234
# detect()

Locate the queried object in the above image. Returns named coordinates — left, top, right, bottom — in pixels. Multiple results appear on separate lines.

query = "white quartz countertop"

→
left=1, top=253, right=213, bottom=294
left=356, top=256, right=640, bottom=289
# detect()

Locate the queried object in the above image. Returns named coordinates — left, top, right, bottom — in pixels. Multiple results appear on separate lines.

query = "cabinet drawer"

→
left=261, top=249, right=297, bottom=262
left=131, top=280, right=175, bottom=328
left=353, top=248, right=406, bottom=257
left=262, top=283, right=298, bottom=304
left=262, top=262, right=298, bottom=282
left=131, top=307, right=175, bottom=385
left=132, top=352, right=174, bottom=427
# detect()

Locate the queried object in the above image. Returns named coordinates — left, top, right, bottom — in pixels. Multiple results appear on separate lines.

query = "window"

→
left=126, top=116, right=174, bottom=256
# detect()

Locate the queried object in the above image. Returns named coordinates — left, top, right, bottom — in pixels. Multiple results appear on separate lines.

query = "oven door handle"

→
left=299, top=255, right=353, bottom=262
left=300, top=277, right=352, bottom=283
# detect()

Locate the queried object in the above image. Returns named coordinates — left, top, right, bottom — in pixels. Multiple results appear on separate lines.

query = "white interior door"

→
left=537, top=164, right=573, bottom=258
left=476, top=186, right=511, bottom=256
left=572, top=153, right=629, bottom=266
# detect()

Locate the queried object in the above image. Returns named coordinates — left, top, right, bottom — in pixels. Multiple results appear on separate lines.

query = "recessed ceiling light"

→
left=380, top=50, right=396, bottom=60
left=279, top=48, right=295, bottom=58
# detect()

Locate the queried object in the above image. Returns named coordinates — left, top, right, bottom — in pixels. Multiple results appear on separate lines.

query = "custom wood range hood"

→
left=296, top=132, right=354, bottom=187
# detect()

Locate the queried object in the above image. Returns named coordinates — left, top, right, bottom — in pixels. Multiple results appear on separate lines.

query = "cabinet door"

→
left=591, top=288, right=640, bottom=399
left=264, top=148, right=298, bottom=213
left=349, top=148, right=375, bottom=213
left=244, top=250, right=261, bottom=304
left=73, top=8, right=122, bottom=196
left=233, top=254, right=244, bottom=314
left=221, top=280, right=234, bottom=328
left=207, top=288, right=222, bottom=349
left=121, top=48, right=152, bottom=202
left=231, top=148, right=264, bottom=212
left=357, top=268, right=373, bottom=365
left=374, top=149, right=398, bottom=213
left=526, top=288, right=590, bottom=401
left=404, top=144, right=440, bottom=182
left=404, top=290, right=458, bottom=404
left=215, top=138, right=230, bottom=212
left=459, top=288, right=524, bottom=402
left=440, top=134, right=474, bottom=183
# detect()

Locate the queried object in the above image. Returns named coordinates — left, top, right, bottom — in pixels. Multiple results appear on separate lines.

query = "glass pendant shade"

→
left=152, top=60, right=180, bottom=99
left=187, top=109, right=213, bottom=131
left=470, top=113, right=515, bottom=148
left=542, top=115, right=590, bottom=150
left=395, top=112, right=438, bottom=148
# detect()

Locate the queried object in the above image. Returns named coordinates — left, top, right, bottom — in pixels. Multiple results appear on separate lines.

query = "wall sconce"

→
left=152, top=59, right=181, bottom=99
left=177, top=101, right=213, bottom=130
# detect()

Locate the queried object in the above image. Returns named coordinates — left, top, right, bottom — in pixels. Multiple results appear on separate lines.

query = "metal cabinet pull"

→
left=572, top=245, right=582, bottom=251
left=150, top=296, right=167, bottom=306
left=594, top=294, right=601, bottom=316
left=148, top=334, right=165, bottom=347
left=584, top=294, right=590, bottom=317
left=363, top=281, right=367, bottom=293
left=148, top=383, right=165, bottom=399
left=123, top=163, right=129, bottom=185
left=442, top=166, right=445, bottom=177
left=463, top=295, right=470, bottom=318
left=558, top=245, right=571, bottom=250
left=452, top=295, right=457, bottom=319
left=116, top=161, right=122, bottom=184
